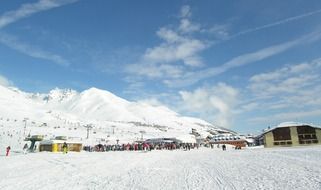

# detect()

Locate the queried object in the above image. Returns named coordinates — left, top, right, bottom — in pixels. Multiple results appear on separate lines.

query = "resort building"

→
left=259, top=122, right=321, bottom=148
left=209, top=134, right=248, bottom=147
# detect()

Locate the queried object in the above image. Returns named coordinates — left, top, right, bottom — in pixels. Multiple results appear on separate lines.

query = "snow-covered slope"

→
left=2, top=146, right=321, bottom=190
left=0, top=85, right=226, bottom=150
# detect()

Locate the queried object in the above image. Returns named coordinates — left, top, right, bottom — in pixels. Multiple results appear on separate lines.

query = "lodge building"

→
left=260, top=122, right=321, bottom=148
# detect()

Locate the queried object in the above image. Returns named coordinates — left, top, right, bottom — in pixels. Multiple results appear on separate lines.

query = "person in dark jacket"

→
left=62, top=142, right=68, bottom=154
left=222, top=144, right=226, bottom=151
left=23, top=143, right=28, bottom=154
left=6, top=146, right=11, bottom=156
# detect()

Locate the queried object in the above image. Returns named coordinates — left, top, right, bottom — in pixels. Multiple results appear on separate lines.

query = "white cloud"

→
left=238, top=57, right=321, bottom=126
left=144, top=28, right=207, bottom=67
left=249, top=60, right=319, bottom=83
left=0, top=74, right=13, bottom=87
left=125, top=5, right=209, bottom=80
left=179, top=19, right=201, bottom=33
left=249, top=58, right=321, bottom=97
left=0, top=0, right=78, bottom=29
left=179, top=83, right=239, bottom=128
left=156, top=27, right=183, bottom=43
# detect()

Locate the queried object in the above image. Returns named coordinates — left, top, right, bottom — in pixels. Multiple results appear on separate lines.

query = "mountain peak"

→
left=81, top=87, right=129, bottom=104
left=43, top=88, right=78, bottom=102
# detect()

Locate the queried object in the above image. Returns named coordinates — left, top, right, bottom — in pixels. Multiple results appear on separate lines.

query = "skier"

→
left=62, top=142, right=68, bottom=154
left=6, top=146, right=11, bottom=156
left=23, top=143, right=28, bottom=154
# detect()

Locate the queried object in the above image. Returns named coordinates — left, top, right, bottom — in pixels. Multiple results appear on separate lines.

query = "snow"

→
left=277, top=121, right=321, bottom=129
left=1, top=85, right=321, bottom=189
left=1, top=146, right=321, bottom=190
left=0, top=84, right=229, bottom=151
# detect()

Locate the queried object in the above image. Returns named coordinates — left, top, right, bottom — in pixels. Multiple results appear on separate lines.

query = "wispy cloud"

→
left=0, top=32, right=70, bottom=66
left=248, top=57, right=321, bottom=105
left=201, top=24, right=230, bottom=39
left=125, top=5, right=321, bottom=88
left=179, top=5, right=192, bottom=18
left=229, top=8, right=321, bottom=39
left=166, top=30, right=321, bottom=87
left=248, top=110, right=321, bottom=125
left=0, top=0, right=78, bottom=66
left=232, top=57, right=321, bottom=126
left=0, top=74, right=13, bottom=87
left=126, top=63, right=185, bottom=79
left=0, top=0, right=78, bottom=29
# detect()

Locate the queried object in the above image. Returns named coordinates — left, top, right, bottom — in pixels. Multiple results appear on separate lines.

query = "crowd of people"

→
left=3, top=142, right=240, bottom=156
left=83, top=142, right=201, bottom=152
left=3, top=140, right=241, bottom=156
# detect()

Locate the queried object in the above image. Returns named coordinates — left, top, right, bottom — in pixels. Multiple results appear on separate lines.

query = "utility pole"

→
left=84, top=124, right=93, bottom=139
left=23, top=118, right=29, bottom=137
left=111, top=126, right=116, bottom=134
left=139, top=130, right=146, bottom=140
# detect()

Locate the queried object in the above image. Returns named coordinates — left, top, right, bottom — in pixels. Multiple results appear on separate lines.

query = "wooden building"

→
left=261, top=122, right=321, bottom=148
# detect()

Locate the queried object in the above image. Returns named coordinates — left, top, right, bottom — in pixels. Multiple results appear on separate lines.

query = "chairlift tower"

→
left=84, top=124, right=93, bottom=139
left=23, top=118, right=29, bottom=137
left=139, top=130, right=146, bottom=140
left=111, top=125, right=116, bottom=134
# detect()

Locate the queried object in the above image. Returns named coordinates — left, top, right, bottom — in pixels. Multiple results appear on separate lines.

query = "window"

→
left=273, top=127, right=291, bottom=141
left=304, top=134, right=312, bottom=139
left=297, top=126, right=318, bottom=144
left=297, top=126, right=316, bottom=134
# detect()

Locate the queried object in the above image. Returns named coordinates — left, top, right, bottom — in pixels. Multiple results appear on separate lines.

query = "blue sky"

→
left=1, top=0, right=321, bottom=133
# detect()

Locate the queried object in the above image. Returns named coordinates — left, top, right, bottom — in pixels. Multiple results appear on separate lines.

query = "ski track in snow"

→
left=1, top=147, right=321, bottom=190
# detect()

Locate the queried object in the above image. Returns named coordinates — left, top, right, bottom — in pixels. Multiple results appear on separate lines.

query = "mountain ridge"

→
left=0, top=84, right=229, bottom=149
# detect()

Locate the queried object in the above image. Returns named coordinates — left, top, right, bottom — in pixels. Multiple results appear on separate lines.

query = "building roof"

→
left=261, top=121, right=321, bottom=135
left=39, top=140, right=82, bottom=145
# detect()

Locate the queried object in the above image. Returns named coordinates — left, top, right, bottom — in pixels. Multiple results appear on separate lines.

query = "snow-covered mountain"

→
left=0, top=84, right=228, bottom=150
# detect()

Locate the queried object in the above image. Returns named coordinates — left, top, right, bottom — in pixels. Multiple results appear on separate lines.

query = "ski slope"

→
left=1, top=146, right=321, bottom=190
